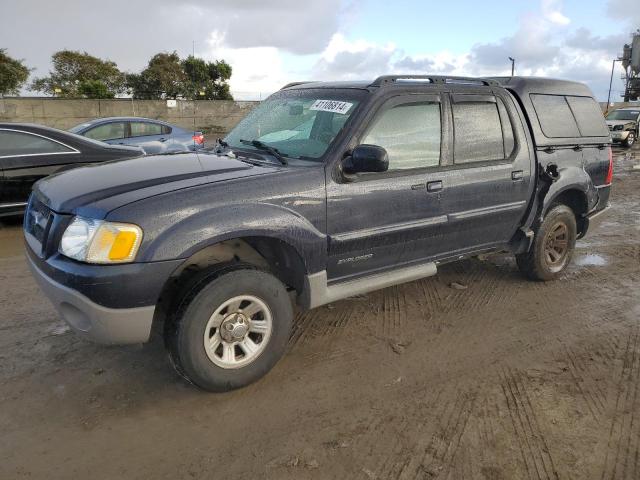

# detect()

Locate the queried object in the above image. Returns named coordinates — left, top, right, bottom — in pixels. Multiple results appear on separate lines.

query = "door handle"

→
left=511, top=170, right=524, bottom=181
left=159, top=137, right=167, bottom=142
left=427, top=180, right=443, bottom=192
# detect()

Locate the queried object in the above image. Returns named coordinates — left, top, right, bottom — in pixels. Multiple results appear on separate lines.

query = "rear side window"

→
left=452, top=100, right=504, bottom=163
left=530, top=94, right=580, bottom=138
left=565, top=96, right=608, bottom=137
left=130, top=122, right=164, bottom=137
left=0, top=130, right=74, bottom=157
left=362, top=102, right=441, bottom=170
left=161, top=125, right=172, bottom=135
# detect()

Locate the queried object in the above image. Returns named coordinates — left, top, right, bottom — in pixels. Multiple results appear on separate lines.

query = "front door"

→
left=325, top=94, right=447, bottom=281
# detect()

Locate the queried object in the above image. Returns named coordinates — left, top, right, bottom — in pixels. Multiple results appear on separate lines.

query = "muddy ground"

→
left=1, top=147, right=639, bottom=480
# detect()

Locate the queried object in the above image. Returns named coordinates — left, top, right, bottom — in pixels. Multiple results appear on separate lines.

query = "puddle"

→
left=574, top=254, right=608, bottom=266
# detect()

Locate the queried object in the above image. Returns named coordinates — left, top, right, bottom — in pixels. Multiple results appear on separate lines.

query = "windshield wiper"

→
left=239, top=139, right=288, bottom=165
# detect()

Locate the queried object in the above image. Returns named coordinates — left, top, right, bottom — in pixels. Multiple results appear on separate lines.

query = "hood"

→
left=34, top=152, right=277, bottom=215
left=606, top=120, right=636, bottom=128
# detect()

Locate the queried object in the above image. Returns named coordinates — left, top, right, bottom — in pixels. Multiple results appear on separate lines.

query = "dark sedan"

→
left=0, top=123, right=143, bottom=217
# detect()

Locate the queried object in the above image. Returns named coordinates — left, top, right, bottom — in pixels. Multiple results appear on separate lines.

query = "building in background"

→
left=621, top=31, right=640, bottom=101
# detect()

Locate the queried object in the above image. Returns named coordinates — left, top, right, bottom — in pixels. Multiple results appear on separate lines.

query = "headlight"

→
left=59, top=217, right=143, bottom=264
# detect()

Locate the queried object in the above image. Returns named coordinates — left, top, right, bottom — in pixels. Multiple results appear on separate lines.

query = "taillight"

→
left=192, top=134, right=204, bottom=145
left=605, top=146, right=613, bottom=184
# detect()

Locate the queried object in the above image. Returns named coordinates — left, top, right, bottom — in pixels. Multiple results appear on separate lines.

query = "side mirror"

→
left=344, top=144, right=389, bottom=174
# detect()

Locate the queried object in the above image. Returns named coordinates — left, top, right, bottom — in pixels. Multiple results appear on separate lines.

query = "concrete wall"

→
left=0, top=97, right=259, bottom=135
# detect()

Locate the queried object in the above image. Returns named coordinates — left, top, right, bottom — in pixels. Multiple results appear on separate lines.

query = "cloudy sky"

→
left=1, top=0, right=639, bottom=100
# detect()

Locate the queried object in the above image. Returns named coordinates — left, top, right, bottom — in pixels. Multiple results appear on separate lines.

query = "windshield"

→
left=225, top=90, right=362, bottom=160
left=606, top=110, right=640, bottom=120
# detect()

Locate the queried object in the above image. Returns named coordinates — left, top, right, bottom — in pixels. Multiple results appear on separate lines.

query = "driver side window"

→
left=362, top=102, right=441, bottom=170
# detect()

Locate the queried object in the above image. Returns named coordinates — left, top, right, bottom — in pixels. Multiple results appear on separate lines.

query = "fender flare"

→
left=540, top=165, right=596, bottom=217
left=139, top=202, right=327, bottom=274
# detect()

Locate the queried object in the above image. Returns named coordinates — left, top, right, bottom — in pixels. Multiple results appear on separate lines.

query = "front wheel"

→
left=516, top=204, right=577, bottom=281
left=166, top=267, right=293, bottom=392
left=623, top=131, right=635, bottom=148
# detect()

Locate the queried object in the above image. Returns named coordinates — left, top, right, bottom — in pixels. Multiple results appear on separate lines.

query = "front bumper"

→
left=610, top=131, right=630, bottom=142
left=27, top=254, right=156, bottom=344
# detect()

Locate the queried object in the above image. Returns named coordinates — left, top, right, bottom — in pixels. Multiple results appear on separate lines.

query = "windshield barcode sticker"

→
left=310, top=100, right=353, bottom=115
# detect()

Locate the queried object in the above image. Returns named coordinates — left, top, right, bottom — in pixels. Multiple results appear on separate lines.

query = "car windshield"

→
left=224, top=90, right=362, bottom=160
left=606, top=110, right=640, bottom=120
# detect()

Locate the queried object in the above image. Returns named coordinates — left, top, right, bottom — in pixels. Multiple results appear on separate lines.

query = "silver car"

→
left=70, top=117, right=205, bottom=154
left=605, top=107, right=640, bottom=148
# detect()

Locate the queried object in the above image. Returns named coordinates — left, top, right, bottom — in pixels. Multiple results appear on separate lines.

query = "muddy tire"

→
left=166, top=267, right=293, bottom=392
left=623, top=131, right=635, bottom=148
left=516, top=204, right=577, bottom=281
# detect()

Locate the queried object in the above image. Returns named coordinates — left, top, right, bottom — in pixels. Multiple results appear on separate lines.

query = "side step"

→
left=304, top=262, right=438, bottom=309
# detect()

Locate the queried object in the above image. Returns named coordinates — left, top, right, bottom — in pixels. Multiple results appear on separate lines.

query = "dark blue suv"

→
left=25, top=75, right=612, bottom=391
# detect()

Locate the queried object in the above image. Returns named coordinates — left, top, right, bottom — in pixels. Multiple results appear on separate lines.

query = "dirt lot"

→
left=1, top=147, right=639, bottom=480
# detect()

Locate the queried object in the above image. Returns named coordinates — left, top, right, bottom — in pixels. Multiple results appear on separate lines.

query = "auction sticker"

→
left=310, top=99, right=353, bottom=115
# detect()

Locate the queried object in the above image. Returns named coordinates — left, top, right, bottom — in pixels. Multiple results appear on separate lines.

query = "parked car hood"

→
left=606, top=120, right=636, bottom=128
left=34, top=152, right=277, bottom=215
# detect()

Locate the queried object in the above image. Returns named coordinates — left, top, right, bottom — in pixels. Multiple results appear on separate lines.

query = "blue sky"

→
left=1, top=0, right=639, bottom=100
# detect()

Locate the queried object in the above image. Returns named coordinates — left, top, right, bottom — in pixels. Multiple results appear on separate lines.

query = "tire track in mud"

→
left=388, top=386, right=477, bottom=479
left=500, top=367, right=559, bottom=480
left=555, top=340, right=605, bottom=422
left=600, top=325, right=640, bottom=480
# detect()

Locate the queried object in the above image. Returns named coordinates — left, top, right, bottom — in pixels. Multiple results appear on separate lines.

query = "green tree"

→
left=181, top=56, right=233, bottom=100
left=30, top=50, right=125, bottom=98
left=0, top=49, right=30, bottom=96
left=78, top=79, right=114, bottom=99
left=128, top=52, right=185, bottom=99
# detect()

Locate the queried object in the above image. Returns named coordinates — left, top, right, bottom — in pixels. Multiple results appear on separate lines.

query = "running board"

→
left=304, top=262, right=438, bottom=309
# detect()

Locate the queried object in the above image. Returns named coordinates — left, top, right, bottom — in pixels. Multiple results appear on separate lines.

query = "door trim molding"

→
left=448, top=200, right=527, bottom=221
left=331, top=215, right=448, bottom=243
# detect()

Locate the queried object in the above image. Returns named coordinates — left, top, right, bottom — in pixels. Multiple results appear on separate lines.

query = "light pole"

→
left=508, top=57, right=515, bottom=77
left=606, top=58, right=621, bottom=112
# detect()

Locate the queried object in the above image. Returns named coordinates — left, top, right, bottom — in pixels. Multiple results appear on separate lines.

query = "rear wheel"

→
left=166, top=267, right=293, bottom=392
left=623, top=131, right=635, bottom=148
left=516, top=204, right=577, bottom=281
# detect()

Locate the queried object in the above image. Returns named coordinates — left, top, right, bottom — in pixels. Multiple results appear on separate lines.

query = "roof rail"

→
left=279, top=81, right=314, bottom=90
left=369, top=75, right=500, bottom=87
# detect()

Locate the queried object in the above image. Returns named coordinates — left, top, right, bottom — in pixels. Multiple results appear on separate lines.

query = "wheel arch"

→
left=543, top=187, right=590, bottom=237
left=152, top=235, right=311, bottom=338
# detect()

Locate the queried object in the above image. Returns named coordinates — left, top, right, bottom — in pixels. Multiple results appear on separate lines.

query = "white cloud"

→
left=542, top=0, right=571, bottom=25
left=205, top=31, right=291, bottom=99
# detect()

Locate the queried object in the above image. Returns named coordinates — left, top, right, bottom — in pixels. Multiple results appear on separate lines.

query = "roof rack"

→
left=369, top=75, right=500, bottom=87
left=279, top=81, right=314, bottom=90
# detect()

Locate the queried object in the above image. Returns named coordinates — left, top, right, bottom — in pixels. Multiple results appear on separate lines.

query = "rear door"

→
left=326, top=93, right=448, bottom=280
left=436, top=90, right=534, bottom=253
left=0, top=128, right=81, bottom=208
left=127, top=121, right=171, bottom=154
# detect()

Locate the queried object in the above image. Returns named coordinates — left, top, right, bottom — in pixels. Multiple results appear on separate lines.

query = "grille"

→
left=24, top=196, right=52, bottom=246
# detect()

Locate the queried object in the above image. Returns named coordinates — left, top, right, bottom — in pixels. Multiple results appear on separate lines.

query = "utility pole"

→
left=192, top=40, right=195, bottom=57
left=508, top=57, right=515, bottom=77
left=607, top=58, right=621, bottom=112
